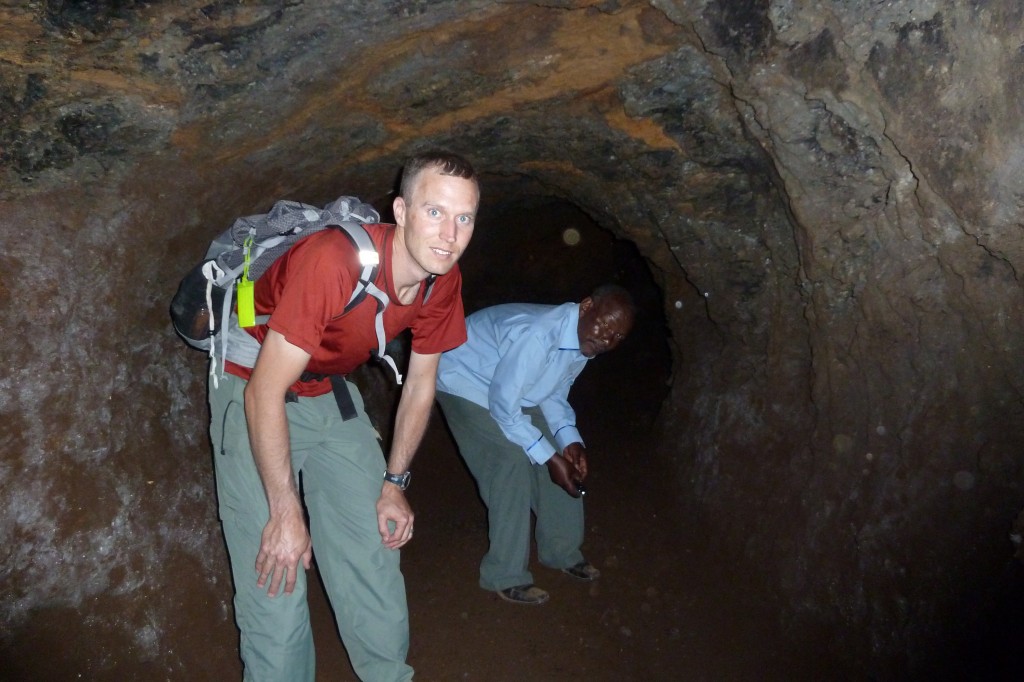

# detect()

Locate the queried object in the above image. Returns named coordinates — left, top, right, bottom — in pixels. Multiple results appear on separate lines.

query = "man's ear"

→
left=579, top=296, right=594, bottom=315
left=393, top=196, right=407, bottom=227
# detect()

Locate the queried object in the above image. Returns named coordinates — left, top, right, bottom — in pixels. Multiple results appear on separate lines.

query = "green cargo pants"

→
left=435, top=391, right=584, bottom=592
left=209, top=372, right=413, bottom=682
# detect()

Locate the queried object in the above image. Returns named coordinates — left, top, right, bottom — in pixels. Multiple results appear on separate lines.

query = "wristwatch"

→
left=383, top=470, right=412, bottom=491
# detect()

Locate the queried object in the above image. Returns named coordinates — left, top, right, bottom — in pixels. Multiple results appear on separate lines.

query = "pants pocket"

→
left=211, top=388, right=264, bottom=521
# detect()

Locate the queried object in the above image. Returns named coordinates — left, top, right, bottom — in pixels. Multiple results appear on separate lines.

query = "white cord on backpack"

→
left=381, top=354, right=403, bottom=386
left=201, top=260, right=226, bottom=389
left=363, top=281, right=403, bottom=385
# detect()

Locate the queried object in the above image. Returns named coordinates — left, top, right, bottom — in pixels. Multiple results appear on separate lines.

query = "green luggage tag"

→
left=237, top=234, right=257, bottom=328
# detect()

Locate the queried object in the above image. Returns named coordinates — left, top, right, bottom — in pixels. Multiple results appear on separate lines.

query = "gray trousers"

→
left=209, top=372, right=413, bottom=682
left=435, top=391, right=584, bottom=591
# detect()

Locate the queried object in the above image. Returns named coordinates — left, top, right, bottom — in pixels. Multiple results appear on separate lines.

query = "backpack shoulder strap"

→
left=331, top=221, right=381, bottom=314
left=328, top=222, right=405, bottom=385
left=422, top=275, right=437, bottom=304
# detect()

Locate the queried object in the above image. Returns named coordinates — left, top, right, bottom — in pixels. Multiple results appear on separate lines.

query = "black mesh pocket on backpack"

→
left=170, top=262, right=226, bottom=345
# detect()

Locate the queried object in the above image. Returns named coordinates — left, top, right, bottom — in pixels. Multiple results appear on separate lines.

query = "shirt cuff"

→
left=525, top=437, right=557, bottom=465
left=552, top=425, right=584, bottom=452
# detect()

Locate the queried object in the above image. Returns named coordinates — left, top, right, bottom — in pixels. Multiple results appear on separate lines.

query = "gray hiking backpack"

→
left=170, top=195, right=423, bottom=387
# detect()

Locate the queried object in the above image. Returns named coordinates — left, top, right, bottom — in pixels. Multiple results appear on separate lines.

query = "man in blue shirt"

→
left=435, top=284, right=636, bottom=605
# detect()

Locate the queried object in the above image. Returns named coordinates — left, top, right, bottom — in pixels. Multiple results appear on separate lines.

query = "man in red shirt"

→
left=208, top=151, right=480, bottom=681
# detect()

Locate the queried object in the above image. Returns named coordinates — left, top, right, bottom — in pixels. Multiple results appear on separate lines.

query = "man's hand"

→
left=546, top=453, right=583, bottom=498
left=562, top=442, right=588, bottom=480
left=255, top=508, right=312, bottom=597
left=377, top=483, right=415, bottom=549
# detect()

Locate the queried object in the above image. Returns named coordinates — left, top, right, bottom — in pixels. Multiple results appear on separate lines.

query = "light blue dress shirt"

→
left=436, top=302, right=589, bottom=464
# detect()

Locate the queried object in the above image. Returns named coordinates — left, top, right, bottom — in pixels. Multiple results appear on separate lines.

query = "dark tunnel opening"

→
left=366, top=188, right=675, bottom=446
left=459, top=194, right=673, bottom=428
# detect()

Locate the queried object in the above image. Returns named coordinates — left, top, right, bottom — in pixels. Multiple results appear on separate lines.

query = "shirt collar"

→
left=557, top=303, right=582, bottom=353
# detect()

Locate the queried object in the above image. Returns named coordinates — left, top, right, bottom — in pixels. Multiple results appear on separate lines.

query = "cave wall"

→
left=655, top=1, right=1024, bottom=671
left=2, top=0, right=1023, bottom=676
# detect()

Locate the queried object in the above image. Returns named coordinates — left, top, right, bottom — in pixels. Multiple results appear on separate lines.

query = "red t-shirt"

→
left=225, top=225, right=467, bottom=396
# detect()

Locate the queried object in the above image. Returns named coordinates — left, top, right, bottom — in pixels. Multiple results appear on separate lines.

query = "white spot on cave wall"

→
left=953, top=470, right=975, bottom=491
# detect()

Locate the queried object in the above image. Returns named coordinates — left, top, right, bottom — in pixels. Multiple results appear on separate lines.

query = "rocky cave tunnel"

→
left=3, top=1, right=1024, bottom=680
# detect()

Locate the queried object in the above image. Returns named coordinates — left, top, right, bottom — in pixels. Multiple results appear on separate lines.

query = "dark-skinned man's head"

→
left=576, top=284, right=636, bottom=358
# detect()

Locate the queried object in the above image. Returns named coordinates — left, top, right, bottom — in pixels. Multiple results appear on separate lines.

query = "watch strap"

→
left=383, top=470, right=411, bottom=490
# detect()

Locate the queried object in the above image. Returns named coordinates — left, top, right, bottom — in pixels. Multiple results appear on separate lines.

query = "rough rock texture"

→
left=2, top=0, right=1023, bottom=677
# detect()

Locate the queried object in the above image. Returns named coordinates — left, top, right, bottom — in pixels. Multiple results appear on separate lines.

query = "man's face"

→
left=393, top=167, right=479, bottom=278
left=577, top=296, right=634, bottom=358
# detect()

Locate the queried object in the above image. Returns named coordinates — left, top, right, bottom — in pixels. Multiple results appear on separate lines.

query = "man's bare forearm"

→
left=242, top=330, right=311, bottom=516
left=387, top=352, right=440, bottom=474
left=244, top=382, right=301, bottom=515
left=388, top=380, right=434, bottom=474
